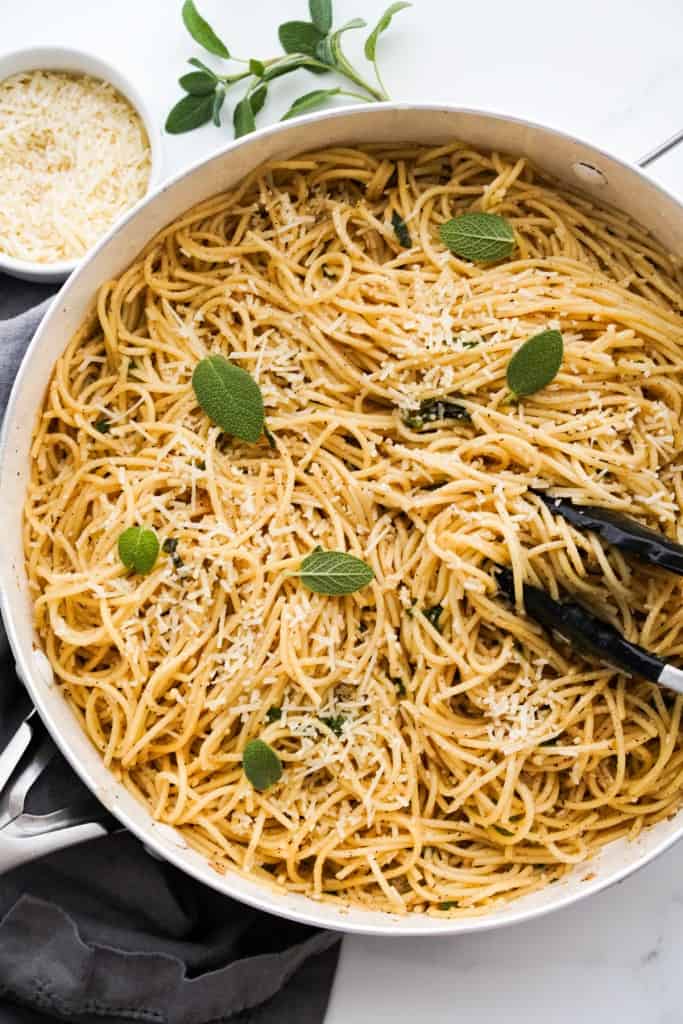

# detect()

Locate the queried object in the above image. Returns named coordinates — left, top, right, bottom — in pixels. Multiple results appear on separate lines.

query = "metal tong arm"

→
left=534, top=491, right=683, bottom=576
left=496, top=567, right=683, bottom=695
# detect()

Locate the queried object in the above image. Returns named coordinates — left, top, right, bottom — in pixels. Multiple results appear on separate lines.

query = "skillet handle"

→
left=0, top=821, right=109, bottom=874
left=0, top=712, right=113, bottom=874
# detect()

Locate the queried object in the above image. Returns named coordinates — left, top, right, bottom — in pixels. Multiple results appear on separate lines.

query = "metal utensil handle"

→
left=0, top=711, right=111, bottom=874
left=638, top=129, right=683, bottom=168
left=0, top=820, right=108, bottom=874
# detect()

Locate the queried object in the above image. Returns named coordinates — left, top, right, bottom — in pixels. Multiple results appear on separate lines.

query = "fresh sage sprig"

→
left=506, top=329, right=564, bottom=397
left=296, top=547, right=374, bottom=595
left=118, top=526, right=160, bottom=575
left=439, top=211, right=515, bottom=263
left=166, top=0, right=411, bottom=138
left=243, top=739, right=283, bottom=790
left=192, top=354, right=265, bottom=442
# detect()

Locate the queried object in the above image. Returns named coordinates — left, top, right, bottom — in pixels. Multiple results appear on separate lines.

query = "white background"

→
left=5, top=1, right=683, bottom=1020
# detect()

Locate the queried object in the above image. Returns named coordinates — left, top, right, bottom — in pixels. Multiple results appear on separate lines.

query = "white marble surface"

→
left=5, top=1, right=683, bottom=1019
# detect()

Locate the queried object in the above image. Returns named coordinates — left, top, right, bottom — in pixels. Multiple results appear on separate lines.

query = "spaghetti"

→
left=24, top=142, right=683, bottom=915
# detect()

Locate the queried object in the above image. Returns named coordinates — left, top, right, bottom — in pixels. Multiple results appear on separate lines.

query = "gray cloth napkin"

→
left=0, top=275, right=340, bottom=1024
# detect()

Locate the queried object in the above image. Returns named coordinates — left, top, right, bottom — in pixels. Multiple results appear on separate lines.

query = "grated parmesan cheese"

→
left=0, top=70, right=151, bottom=263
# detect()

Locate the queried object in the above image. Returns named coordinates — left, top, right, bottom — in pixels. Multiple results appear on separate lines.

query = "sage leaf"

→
left=212, top=85, right=226, bottom=126
left=298, top=549, right=374, bottom=595
left=182, top=0, right=230, bottom=58
left=422, top=604, right=443, bottom=631
left=310, top=0, right=333, bottom=33
left=364, top=1, right=411, bottom=61
left=243, top=739, right=282, bottom=790
left=317, top=17, right=366, bottom=66
left=401, top=395, right=471, bottom=430
left=391, top=209, right=411, bottom=247
left=281, top=88, right=341, bottom=120
left=391, top=676, right=406, bottom=697
left=118, top=526, right=160, bottom=575
left=233, top=96, right=256, bottom=137
left=265, top=706, right=282, bottom=723
left=263, top=54, right=329, bottom=82
left=188, top=57, right=217, bottom=75
left=249, top=82, right=268, bottom=115
left=94, top=416, right=111, bottom=433
left=318, top=714, right=346, bottom=737
left=165, top=92, right=215, bottom=133
left=249, top=58, right=266, bottom=77
left=179, top=70, right=217, bottom=95
left=192, top=354, right=264, bottom=442
left=335, top=17, right=367, bottom=33
left=439, top=211, right=515, bottom=263
left=278, top=20, right=325, bottom=56
left=506, top=329, right=564, bottom=397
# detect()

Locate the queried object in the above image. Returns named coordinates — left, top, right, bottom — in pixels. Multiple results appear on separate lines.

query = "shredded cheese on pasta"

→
left=24, top=142, right=683, bottom=917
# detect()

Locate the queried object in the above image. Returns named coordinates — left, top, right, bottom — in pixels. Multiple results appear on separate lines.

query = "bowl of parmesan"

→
left=0, top=47, right=161, bottom=282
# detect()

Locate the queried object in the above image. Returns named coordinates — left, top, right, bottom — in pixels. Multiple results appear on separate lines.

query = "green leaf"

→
left=264, top=424, right=277, bottom=449
left=309, top=0, right=333, bottom=33
left=243, top=739, right=282, bottom=790
left=94, top=416, right=111, bottom=433
left=249, top=58, right=266, bottom=77
left=439, top=211, right=515, bottom=263
left=318, top=714, right=346, bottom=736
left=278, top=20, right=325, bottom=56
left=422, top=604, right=443, bottom=631
left=391, top=209, right=411, bottom=247
left=364, top=1, right=411, bottom=61
left=212, top=85, right=226, bottom=126
left=249, top=82, right=268, bottom=115
left=179, top=70, right=217, bottom=95
left=233, top=96, right=256, bottom=137
left=401, top=395, right=471, bottom=431
left=281, top=87, right=341, bottom=120
left=298, top=549, right=374, bottom=596
left=165, top=92, right=215, bottom=133
left=336, top=16, right=367, bottom=33
left=192, top=354, right=264, bottom=441
left=265, top=706, right=282, bottom=723
left=118, top=526, right=160, bottom=575
left=391, top=676, right=406, bottom=697
left=439, top=901, right=457, bottom=910
left=181, top=0, right=230, bottom=58
left=265, top=56, right=328, bottom=81
left=506, top=329, right=564, bottom=398
left=188, top=56, right=217, bottom=75
left=316, top=17, right=366, bottom=65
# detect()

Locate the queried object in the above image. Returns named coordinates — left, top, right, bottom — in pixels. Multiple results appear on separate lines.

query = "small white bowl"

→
left=0, top=46, right=163, bottom=284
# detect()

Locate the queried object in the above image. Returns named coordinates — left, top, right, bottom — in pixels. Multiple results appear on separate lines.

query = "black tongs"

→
left=496, top=493, right=683, bottom=694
